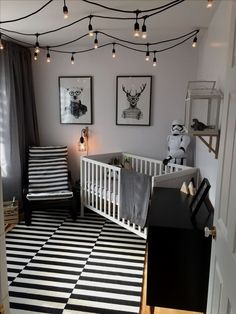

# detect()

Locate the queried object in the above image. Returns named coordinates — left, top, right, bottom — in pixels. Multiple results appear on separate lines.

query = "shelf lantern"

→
left=184, top=81, right=222, bottom=136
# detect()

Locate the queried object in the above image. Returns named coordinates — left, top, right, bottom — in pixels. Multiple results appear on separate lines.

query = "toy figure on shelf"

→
left=163, top=120, right=190, bottom=166
left=191, top=118, right=214, bottom=131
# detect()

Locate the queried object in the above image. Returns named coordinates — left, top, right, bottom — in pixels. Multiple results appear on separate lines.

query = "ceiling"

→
left=0, top=0, right=220, bottom=54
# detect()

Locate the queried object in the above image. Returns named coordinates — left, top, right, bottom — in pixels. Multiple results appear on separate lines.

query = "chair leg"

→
left=71, top=197, right=77, bottom=221
left=24, top=199, right=32, bottom=225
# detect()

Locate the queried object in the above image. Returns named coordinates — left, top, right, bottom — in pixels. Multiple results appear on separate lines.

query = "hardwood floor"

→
left=140, top=251, right=203, bottom=314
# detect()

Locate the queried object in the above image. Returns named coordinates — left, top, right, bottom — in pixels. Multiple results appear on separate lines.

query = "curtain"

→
left=0, top=41, right=39, bottom=202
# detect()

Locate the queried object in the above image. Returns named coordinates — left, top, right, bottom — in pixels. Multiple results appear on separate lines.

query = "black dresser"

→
left=146, top=187, right=213, bottom=313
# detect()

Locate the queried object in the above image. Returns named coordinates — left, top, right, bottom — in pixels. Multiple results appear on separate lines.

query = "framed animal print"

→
left=59, top=76, right=93, bottom=124
left=116, top=75, right=152, bottom=126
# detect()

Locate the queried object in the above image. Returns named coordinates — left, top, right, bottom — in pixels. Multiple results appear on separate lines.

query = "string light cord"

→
left=0, top=0, right=54, bottom=24
left=0, top=1, right=186, bottom=37
left=0, top=27, right=199, bottom=51
left=81, top=0, right=185, bottom=14
left=97, top=29, right=199, bottom=47
left=0, top=0, right=185, bottom=25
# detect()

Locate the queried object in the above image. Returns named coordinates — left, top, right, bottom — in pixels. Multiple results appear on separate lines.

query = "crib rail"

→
left=80, top=153, right=198, bottom=239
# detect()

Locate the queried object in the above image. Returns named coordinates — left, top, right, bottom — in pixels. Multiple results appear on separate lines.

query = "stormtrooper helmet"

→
left=171, top=120, right=187, bottom=135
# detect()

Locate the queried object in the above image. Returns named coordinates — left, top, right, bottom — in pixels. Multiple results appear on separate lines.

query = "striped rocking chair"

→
left=23, top=145, right=77, bottom=225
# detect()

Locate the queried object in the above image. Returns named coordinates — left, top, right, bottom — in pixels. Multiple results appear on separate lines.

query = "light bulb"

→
left=46, top=49, right=51, bottom=63
left=88, top=23, right=93, bottom=37
left=34, top=52, right=38, bottom=60
left=134, top=21, right=140, bottom=37
left=63, top=1, right=68, bottom=18
left=153, top=53, right=157, bottom=67
left=142, top=23, right=147, bottom=39
left=192, top=36, right=197, bottom=48
left=207, top=0, right=213, bottom=8
left=71, top=54, right=75, bottom=64
left=94, top=35, right=98, bottom=49
left=35, top=41, right=40, bottom=54
left=0, top=40, right=4, bottom=50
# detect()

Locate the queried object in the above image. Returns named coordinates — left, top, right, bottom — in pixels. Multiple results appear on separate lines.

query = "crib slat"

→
left=95, top=164, right=98, bottom=209
left=104, top=167, right=107, bottom=214
left=84, top=160, right=88, bottom=204
left=113, top=169, right=116, bottom=218
left=145, top=160, right=147, bottom=174
left=117, top=169, right=120, bottom=220
left=80, top=159, right=84, bottom=216
left=91, top=163, right=94, bottom=206
left=100, top=165, right=102, bottom=211
left=108, top=168, right=111, bottom=216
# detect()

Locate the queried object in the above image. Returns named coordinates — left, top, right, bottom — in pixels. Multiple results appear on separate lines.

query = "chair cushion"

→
left=27, top=146, right=72, bottom=201
left=28, top=157, right=70, bottom=193
left=29, top=146, right=68, bottom=159
left=26, top=191, right=73, bottom=201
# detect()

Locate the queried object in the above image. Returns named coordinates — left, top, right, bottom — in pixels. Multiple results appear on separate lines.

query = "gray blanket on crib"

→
left=120, top=168, right=151, bottom=228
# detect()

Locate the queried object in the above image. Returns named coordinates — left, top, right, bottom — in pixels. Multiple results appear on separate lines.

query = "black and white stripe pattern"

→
left=27, top=146, right=73, bottom=201
left=6, top=209, right=146, bottom=313
left=29, top=146, right=68, bottom=159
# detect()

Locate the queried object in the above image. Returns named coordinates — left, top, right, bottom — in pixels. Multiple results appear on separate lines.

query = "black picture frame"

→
left=59, top=76, right=93, bottom=124
left=116, top=75, right=152, bottom=126
left=190, top=178, right=211, bottom=217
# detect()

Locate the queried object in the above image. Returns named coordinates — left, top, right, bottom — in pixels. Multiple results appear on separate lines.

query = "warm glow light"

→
left=192, top=36, right=197, bottom=48
left=153, top=53, right=157, bottom=67
left=141, top=22, right=147, bottom=39
left=207, top=0, right=213, bottom=8
left=46, top=49, right=51, bottom=63
left=0, top=39, right=4, bottom=50
left=79, top=127, right=88, bottom=153
left=134, top=21, right=140, bottom=37
left=94, top=35, right=98, bottom=49
left=34, top=52, right=38, bottom=60
left=63, top=0, right=68, bottom=18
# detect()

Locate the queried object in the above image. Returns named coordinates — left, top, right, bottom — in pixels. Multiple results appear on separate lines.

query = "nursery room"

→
left=0, top=0, right=236, bottom=314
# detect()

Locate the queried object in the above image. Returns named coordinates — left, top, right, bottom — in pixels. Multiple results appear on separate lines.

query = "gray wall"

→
left=32, top=43, right=198, bottom=180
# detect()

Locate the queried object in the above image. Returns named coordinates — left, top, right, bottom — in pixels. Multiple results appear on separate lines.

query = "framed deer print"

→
left=59, top=76, right=93, bottom=124
left=116, top=75, right=152, bottom=126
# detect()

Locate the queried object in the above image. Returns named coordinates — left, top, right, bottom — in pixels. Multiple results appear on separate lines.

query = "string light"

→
left=34, top=52, right=38, bottom=60
left=145, top=44, right=150, bottom=61
left=63, top=0, right=69, bottom=19
left=133, top=11, right=140, bottom=38
left=153, top=51, right=157, bottom=67
left=0, top=33, right=4, bottom=50
left=192, top=36, right=197, bottom=48
left=112, top=43, right=116, bottom=58
left=34, top=33, right=40, bottom=53
left=0, top=1, right=200, bottom=64
left=206, top=0, right=213, bottom=8
left=71, top=52, right=75, bottom=64
left=88, top=15, right=94, bottom=37
left=142, top=18, right=147, bottom=39
left=46, top=47, right=51, bottom=62
left=94, top=32, right=98, bottom=48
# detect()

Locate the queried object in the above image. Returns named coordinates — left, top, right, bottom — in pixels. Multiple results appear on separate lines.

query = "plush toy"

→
left=163, top=120, right=190, bottom=166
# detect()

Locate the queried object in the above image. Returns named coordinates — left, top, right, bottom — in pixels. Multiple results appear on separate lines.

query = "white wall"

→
left=196, top=0, right=231, bottom=205
left=32, top=43, right=197, bottom=180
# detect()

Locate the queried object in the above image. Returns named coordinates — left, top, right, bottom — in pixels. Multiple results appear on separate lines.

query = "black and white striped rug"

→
left=6, top=208, right=146, bottom=313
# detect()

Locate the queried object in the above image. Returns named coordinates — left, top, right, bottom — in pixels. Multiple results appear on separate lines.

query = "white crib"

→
left=80, top=152, right=198, bottom=239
